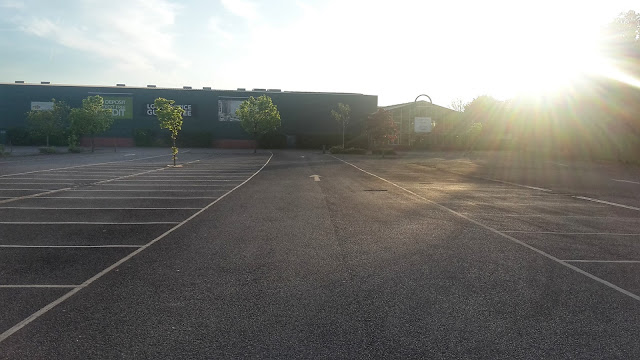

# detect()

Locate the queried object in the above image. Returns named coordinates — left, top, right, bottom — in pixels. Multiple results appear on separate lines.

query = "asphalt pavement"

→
left=0, top=149, right=639, bottom=358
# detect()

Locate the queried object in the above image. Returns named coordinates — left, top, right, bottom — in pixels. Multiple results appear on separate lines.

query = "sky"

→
left=0, top=0, right=637, bottom=107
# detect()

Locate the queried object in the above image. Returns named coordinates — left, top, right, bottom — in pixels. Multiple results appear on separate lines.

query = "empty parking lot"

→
left=0, top=149, right=639, bottom=358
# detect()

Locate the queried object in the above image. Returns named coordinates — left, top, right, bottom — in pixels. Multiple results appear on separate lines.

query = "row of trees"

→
left=26, top=95, right=189, bottom=163
left=330, top=102, right=398, bottom=151
left=26, top=95, right=113, bottom=152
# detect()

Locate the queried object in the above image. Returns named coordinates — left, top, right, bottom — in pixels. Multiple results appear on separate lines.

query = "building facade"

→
left=382, top=101, right=458, bottom=148
left=0, top=83, right=378, bottom=148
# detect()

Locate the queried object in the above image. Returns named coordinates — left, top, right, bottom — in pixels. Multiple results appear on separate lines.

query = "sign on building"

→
left=102, top=96, right=133, bottom=119
left=30, top=101, right=54, bottom=111
left=218, top=98, right=246, bottom=121
left=146, top=103, right=193, bottom=117
left=414, top=117, right=433, bottom=133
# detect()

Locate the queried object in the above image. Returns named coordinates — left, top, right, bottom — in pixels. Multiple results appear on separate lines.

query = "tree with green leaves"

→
left=236, top=95, right=281, bottom=153
left=154, top=97, right=185, bottom=166
left=331, top=102, right=351, bottom=148
left=366, top=108, right=398, bottom=152
left=69, top=95, right=114, bottom=152
left=26, top=99, right=70, bottom=147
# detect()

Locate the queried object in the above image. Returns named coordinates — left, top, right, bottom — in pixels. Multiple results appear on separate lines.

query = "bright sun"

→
left=496, top=27, right=604, bottom=97
left=459, top=3, right=615, bottom=100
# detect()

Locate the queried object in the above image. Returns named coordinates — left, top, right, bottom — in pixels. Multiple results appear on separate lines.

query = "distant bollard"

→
left=322, top=145, right=326, bottom=154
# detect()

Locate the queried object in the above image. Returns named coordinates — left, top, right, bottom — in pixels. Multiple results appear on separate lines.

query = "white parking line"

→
left=612, top=179, right=640, bottom=185
left=500, top=231, right=640, bottom=235
left=0, top=152, right=273, bottom=343
left=0, top=207, right=201, bottom=210
left=0, top=245, right=143, bottom=248
left=0, top=183, right=75, bottom=185
left=0, top=154, right=170, bottom=178
left=562, top=260, right=640, bottom=263
left=0, top=189, right=55, bottom=191
left=413, top=167, right=553, bottom=192
left=38, top=196, right=219, bottom=199
left=0, top=178, right=123, bottom=181
left=12, top=174, right=123, bottom=177
left=332, top=155, right=640, bottom=302
left=0, top=166, right=168, bottom=206
left=547, top=161, right=569, bottom=167
left=0, top=285, right=80, bottom=288
left=574, top=196, right=640, bottom=211
left=0, top=188, right=73, bottom=205
left=98, top=184, right=234, bottom=187
left=461, top=213, right=639, bottom=219
left=440, top=201, right=606, bottom=207
left=130, top=175, right=249, bottom=178
left=0, top=222, right=181, bottom=225
left=92, top=167, right=165, bottom=185
left=65, top=189, right=228, bottom=192
left=479, top=178, right=552, bottom=192
left=112, top=179, right=241, bottom=182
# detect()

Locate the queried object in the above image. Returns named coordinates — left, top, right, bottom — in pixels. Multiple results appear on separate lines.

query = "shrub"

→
left=344, top=147, right=367, bottom=154
left=258, top=131, right=287, bottom=149
left=176, top=131, right=213, bottom=148
left=38, top=147, right=57, bottom=154
left=7, top=127, right=31, bottom=145
left=133, top=129, right=155, bottom=147
left=68, top=146, right=83, bottom=153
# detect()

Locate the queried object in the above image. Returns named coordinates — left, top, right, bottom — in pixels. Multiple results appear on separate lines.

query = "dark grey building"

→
left=0, top=82, right=378, bottom=148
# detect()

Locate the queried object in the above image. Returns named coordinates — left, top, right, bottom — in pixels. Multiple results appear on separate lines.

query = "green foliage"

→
left=366, top=108, right=398, bottom=147
left=154, top=98, right=185, bottom=165
left=7, top=127, right=30, bottom=145
left=27, top=110, right=55, bottom=146
left=258, top=131, right=287, bottom=149
left=236, top=95, right=281, bottom=152
left=69, top=95, right=114, bottom=152
left=177, top=131, right=212, bottom=148
left=133, top=129, right=155, bottom=147
left=331, top=103, right=351, bottom=148
left=329, top=146, right=367, bottom=154
left=26, top=99, right=70, bottom=147
left=6, top=127, right=67, bottom=146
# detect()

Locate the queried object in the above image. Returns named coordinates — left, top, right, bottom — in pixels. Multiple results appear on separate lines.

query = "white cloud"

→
left=220, top=0, right=259, bottom=21
left=208, top=16, right=234, bottom=42
left=15, top=0, right=186, bottom=72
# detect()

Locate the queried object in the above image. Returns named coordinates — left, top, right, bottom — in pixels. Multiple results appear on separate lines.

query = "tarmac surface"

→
left=0, top=148, right=639, bottom=358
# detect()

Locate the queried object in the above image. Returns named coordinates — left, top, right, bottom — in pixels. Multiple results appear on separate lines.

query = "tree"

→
left=236, top=95, right=281, bottom=153
left=69, top=95, right=114, bottom=152
left=463, top=122, right=483, bottom=153
left=331, top=102, right=351, bottom=148
left=26, top=99, right=69, bottom=147
left=603, top=11, right=639, bottom=49
left=450, top=98, right=467, bottom=113
left=366, top=108, right=398, bottom=153
left=155, top=97, right=185, bottom=166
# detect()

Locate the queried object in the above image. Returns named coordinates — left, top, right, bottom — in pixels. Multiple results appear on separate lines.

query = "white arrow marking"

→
left=310, top=175, right=321, bottom=182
